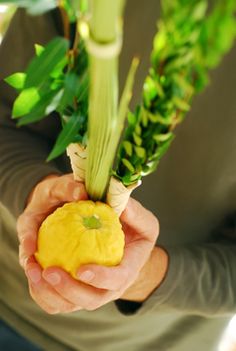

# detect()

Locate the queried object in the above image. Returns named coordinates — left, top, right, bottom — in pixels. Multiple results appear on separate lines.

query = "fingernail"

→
left=44, top=272, right=61, bottom=285
left=73, top=187, right=80, bottom=200
left=27, top=269, right=41, bottom=284
left=78, top=270, right=95, bottom=282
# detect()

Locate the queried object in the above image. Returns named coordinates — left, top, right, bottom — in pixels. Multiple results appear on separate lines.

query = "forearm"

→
left=120, top=241, right=236, bottom=317
left=121, top=246, right=169, bottom=302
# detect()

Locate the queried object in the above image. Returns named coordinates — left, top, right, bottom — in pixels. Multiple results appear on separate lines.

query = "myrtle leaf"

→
left=122, top=158, right=135, bottom=173
left=25, top=37, right=69, bottom=88
left=123, top=141, right=133, bottom=156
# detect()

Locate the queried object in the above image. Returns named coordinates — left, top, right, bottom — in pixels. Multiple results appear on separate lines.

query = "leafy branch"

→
left=2, top=0, right=236, bottom=192
left=113, top=0, right=236, bottom=186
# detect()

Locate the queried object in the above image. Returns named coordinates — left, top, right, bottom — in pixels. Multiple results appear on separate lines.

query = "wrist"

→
left=121, top=246, right=169, bottom=302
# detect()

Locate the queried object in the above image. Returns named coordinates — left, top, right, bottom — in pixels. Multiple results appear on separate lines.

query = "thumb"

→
left=120, top=198, right=159, bottom=241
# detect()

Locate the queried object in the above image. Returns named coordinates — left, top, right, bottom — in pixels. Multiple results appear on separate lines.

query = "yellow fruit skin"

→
left=35, top=201, right=125, bottom=279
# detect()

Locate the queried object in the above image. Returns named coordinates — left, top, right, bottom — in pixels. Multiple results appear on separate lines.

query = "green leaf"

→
left=143, top=76, right=158, bottom=107
left=155, top=135, right=175, bottom=159
left=173, top=73, right=194, bottom=96
left=141, top=109, right=148, bottom=127
left=25, top=37, right=69, bottom=88
left=148, top=111, right=173, bottom=125
left=121, top=158, right=135, bottom=173
left=134, top=146, right=146, bottom=159
left=45, top=89, right=64, bottom=115
left=50, top=56, right=68, bottom=79
left=127, top=111, right=136, bottom=125
left=57, top=72, right=85, bottom=113
left=47, top=112, right=81, bottom=161
left=133, top=132, right=142, bottom=146
left=17, top=90, right=61, bottom=126
left=35, top=44, right=45, bottom=56
left=123, top=141, right=133, bottom=156
left=153, top=132, right=173, bottom=142
left=172, top=96, right=190, bottom=111
left=135, top=124, right=142, bottom=135
left=4, top=73, right=26, bottom=90
left=12, top=87, right=40, bottom=118
left=192, top=1, right=208, bottom=21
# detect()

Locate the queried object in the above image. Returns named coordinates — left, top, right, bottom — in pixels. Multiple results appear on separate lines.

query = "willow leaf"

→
left=17, top=90, right=61, bottom=126
left=35, top=44, right=45, bottom=56
left=4, top=72, right=26, bottom=90
left=25, top=37, right=69, bottom=88
left=47, top=112, right=81, bottom=161
left=12, top=87, right=40, bottom=118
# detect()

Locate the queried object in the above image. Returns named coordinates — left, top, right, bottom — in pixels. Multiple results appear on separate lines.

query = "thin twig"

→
left=58, top=1, right=70, bottom=40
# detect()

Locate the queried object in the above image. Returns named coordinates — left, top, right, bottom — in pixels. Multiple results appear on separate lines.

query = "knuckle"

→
left=84, top=296, right=102, bottom=311
left=85, top=302, right=100, bottom=311
left=29, top=284, right=60, bottom=314
left=46, top=307, right=60, bottom=315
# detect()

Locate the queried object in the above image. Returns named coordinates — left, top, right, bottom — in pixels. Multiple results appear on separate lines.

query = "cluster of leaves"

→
left=113, top=0, right=236, bottom=186
left=5, top=37, right=89, bottom=160
left=3, top=0, right=235, bottom=188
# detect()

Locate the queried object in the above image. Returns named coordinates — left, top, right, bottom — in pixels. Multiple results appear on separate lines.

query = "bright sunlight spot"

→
left=218, top=316, right=236, bottom=351
left=0, top=5, right=8, bottom=13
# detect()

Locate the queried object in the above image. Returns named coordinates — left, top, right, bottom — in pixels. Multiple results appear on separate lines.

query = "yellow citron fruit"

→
left=35, top=201, right=125, bottom=279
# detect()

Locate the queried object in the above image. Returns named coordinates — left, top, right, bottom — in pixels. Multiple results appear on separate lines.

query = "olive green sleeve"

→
left=117, top=214, right=236, bottom=316
left=144, top=241, right=236, bottom=316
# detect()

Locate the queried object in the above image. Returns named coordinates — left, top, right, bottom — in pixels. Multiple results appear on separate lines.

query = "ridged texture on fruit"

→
left=35, top=201, right=125, bottom=278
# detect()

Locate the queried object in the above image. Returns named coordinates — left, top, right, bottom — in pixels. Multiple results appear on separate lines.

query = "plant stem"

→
left=85, top=0, right=125, bottom=200
left=58, top=1, right=70, bottom=40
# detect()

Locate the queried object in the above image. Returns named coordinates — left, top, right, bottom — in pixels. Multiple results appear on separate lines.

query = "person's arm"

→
left=0, top=8, right=62, bottom=217
left=119, top=221, right=236, bottom=317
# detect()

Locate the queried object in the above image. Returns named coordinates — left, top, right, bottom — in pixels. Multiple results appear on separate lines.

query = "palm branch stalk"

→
left=3, top=0, right=236, bottom=214
left=84, top=0, right=125, bottom=201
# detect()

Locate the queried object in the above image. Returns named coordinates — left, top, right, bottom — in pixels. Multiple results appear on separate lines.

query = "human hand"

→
left=17, top=174, right=88, bottom=313
left=18, top=177, right=159, bottom=314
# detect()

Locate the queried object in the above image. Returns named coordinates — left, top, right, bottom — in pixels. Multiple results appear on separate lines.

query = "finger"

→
left=76, top=198, right=159, bottom=291
left=25, top=260, right=80, bottom=314
left=17, top=213, right=44, bottom=259
left=76, top=239, right=153, bottom=291
left=19, top=239, right=36, bottom=269
left=17, top=176, right=88, bottom=259
left=29, top=282, right=81, bottom=315
left=27, top=175, right=88, bottom=213
left=17, top=212, right=44, bottom=244
left=120, top=197, right=159, bottom=242
left=42, top=267, right=113, bottom=311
